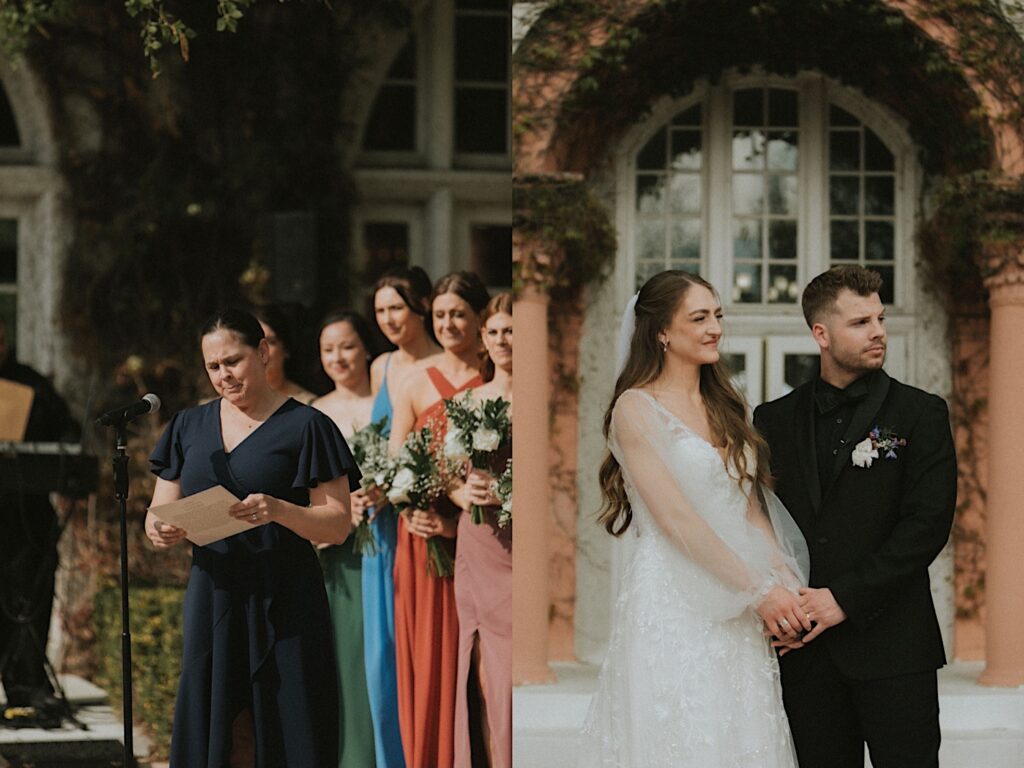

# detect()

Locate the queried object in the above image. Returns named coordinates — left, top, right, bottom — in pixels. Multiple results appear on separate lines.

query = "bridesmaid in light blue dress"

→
left=365, top=267, right=440, bottom=768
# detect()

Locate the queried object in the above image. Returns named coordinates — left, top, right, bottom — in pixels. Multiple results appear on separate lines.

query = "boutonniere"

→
left=851, top=426, right=907, bottom=468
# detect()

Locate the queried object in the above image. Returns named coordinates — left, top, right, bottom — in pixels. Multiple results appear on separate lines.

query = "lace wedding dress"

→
left=577, top=389, right=808, bottom=767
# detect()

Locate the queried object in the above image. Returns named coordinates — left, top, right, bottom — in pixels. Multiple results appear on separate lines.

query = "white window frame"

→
left=615, top=72, right=918, bottom=317
left=352, top=205, right=426, bottom=273
left=453, top=203, right=512, bottom=290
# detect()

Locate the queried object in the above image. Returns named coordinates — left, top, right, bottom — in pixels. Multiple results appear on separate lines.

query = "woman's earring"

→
left=661, top=339, right=669, bottom=352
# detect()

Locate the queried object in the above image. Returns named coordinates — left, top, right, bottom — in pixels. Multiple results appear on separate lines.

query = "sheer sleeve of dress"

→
left=610, top=390, right=808, bottom=620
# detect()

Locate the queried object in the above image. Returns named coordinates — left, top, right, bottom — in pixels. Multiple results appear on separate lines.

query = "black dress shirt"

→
left=813, top=372, right=872, bottom=496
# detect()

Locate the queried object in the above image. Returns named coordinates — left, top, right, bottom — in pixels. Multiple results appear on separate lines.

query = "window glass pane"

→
left=637, top=128, right=667, bottom=170
left=721, top=352, right=748, bottom=396
left=829, top=104, right=858, bottom=126
left=0, top=87, right=18, bottom=147
left=830, top=176, right=859, bottom=215
left=636, top=174, right=666, bottom=214
left=732, top=175, right=764, bottom=214
left=671, top=220, right=701, bottom=261
left=732, top=220, right=761, bottom=261
left=733, top=262, right=762, bottom=303
left=784, top=353, right=820, bottom=391
left=0, top=219, right=16, bottom=283
left=469, top=224, right=512, bottom=288
left=668, top=174, right=701, bottom=214
left=635, top=220, right=664, bottom=261
left=733, top=89, right=763, bottom=126
left=865, top=221, right=894, bottom=262
left=362, top=222, right=409, bottom=285
left=767, top=264, right=798, bottom=303
left=870, top=265, right=895, bottom=304
left=864, top=176, right=894, bottom=215
left=672, top=104, right=702, bottom=126
left=635, top=260, right=665, bottom=290
left=454, top=89, right=507, bottom=153
left=670, top=130, right=702, bottom=170
left=830, top=220, right=859, bottom=260
left=767, top=89, right=798, bottom=127
left=766, top=175, right=798, bottom=215
left=389, top=39, right=416, bottom=80
left=732, top=130, right=765, bottom=171
left=0, top=293, right=15, bottom=344
left=363, top=86, right=416, bottom=151
left=768, top=220, right=797, bottom=260
left=766, top=131, right=798, bottom=171
left=455, top=15, right=508, bottom=82
left=829, top=131, right=859, bottom=171
left=864, top=130, right=894, bottom=171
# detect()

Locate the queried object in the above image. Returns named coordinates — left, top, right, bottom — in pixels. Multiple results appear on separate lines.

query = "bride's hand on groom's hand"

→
left=756, top=585, right=813, bottom=641
left=796, top=587, right=847, bottom=643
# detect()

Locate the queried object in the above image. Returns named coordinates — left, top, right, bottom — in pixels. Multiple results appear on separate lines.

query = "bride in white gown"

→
left=578, top=270, right=811, bottom=767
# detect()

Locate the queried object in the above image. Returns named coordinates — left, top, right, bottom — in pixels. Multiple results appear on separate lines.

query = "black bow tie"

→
left=814, top=383, right=868, bottom=415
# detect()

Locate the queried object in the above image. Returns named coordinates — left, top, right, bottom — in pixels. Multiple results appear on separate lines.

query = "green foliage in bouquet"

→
left=346, top=416, right=393, bottom=555
left=386, top=426, right=458, bottom=577
left=443, top=392, right=512, bottom=524
left=494, top=459, right=512, bottom=529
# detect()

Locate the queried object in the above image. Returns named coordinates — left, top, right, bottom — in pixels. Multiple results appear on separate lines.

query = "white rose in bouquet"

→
left=444, top=428, right=470, bottom=460
left=472, top=428, right=501, bottom=452
left=387, top=467, right=416, bottom=505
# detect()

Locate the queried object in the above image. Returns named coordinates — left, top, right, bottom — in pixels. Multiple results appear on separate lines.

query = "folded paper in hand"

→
left=148, top=485, right=247, bottom=546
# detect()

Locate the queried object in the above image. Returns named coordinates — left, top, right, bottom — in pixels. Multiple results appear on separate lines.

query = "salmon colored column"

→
left=512, top=285, right=556, bottom=685
left=980, top=269, right=1024, bottom=686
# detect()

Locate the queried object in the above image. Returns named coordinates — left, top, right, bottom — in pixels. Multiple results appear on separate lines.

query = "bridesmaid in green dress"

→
left=312, top=309, right=381, bottom=768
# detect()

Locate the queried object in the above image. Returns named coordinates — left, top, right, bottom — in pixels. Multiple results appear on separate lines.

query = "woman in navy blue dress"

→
left=144, top=309, right=360, bottom=767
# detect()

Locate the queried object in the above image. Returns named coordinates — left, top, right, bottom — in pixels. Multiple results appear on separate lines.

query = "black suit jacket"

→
left=753, top=370, right=956, bottom=681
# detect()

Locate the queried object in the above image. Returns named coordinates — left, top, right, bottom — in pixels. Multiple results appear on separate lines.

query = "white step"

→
left=514, top=661, right=1024, bottom=768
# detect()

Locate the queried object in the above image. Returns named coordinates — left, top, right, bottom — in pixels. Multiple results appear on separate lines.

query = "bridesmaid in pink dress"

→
left=452, top=292, right=513, bottom=768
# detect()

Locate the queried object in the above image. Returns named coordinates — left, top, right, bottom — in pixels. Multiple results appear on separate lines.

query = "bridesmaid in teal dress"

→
left=313, top=310, right=382, bottom=768
left=366, top=267, right=440, bottom=768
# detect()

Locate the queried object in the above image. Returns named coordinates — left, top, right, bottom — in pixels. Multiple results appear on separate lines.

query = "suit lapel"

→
left=828, top=369, right=892, bottom=485
left=793, top=384, right=822, bottom=514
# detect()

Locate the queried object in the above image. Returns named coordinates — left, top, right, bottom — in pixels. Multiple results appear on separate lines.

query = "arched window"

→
left=621, top=74, right=916, bottom=403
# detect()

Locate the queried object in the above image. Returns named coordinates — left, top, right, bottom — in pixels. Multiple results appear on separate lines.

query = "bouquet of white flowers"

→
left=494, top=458, right=512, bottom=529
left=346, top=416, right=392, bottom=555
left=443, top=392, right=512, bottom=523
left=386, top=425, right=458, bottom=577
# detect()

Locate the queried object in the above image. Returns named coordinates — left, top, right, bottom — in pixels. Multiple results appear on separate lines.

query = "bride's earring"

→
left=660, top=338, right=669, bottom=352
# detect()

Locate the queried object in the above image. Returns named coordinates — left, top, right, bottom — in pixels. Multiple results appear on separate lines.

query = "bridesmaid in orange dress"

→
left=451, top=292, right=513, bottom=768
left=388, top=271, right=491, bottom=768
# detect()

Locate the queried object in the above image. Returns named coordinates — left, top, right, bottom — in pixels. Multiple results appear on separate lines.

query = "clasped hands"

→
left=756, top=585, right=847, bottom=656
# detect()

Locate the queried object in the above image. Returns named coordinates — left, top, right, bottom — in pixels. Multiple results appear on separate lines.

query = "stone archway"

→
left=513, top=0, right=1024, bottom=684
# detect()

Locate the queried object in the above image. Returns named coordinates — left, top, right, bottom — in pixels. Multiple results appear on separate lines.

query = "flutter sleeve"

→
left=149, top=411, right=186, bottom=481
left=610, top=390, right=807, bottom=620
left=294, top=409, right=362, bottom=492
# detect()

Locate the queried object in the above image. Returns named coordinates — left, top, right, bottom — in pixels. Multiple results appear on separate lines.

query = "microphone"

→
left=96, top=393, right=161, bottom=427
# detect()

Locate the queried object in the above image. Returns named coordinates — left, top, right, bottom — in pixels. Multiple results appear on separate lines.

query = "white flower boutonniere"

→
left=851, top=426, right=908, bottom=468
left=851, top=438, right=879, bottom=468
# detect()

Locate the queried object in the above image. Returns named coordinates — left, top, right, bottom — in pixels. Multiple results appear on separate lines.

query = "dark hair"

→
left=597, top=270, right=770, bottom=536
left=318, top=309, right=383, bottom=371
left=479, top=292, right=512, bottom=382
left=801, top=265, right=883, bottom=328
left=373, top=266, right=435, bottom=345
left=200, top=308, right=265, bottom=348
left=252, top=304, right=297, bottom=354
left=374, top=266, right=433, bottom=317
left=431, top=271, right=491, bottom=314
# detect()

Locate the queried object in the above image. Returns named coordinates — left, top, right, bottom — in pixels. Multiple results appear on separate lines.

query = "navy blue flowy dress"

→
left=150, top=397, right=361, bottom=768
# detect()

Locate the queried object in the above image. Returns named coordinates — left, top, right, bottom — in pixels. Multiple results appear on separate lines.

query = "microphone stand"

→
left=110, top=423, right=136, bottom=768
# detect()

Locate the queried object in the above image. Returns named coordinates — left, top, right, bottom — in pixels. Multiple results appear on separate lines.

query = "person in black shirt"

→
left=754, top=267, right=956, bottom=768
left=0, top=318, right=77, bottom=718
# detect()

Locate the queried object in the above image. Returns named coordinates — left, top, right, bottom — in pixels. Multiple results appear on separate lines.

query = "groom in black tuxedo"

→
left=753, top=266, right=956, bottom=768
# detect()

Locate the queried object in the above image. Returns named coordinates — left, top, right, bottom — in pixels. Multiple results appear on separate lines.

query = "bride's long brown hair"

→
left=597, top=270, right=772, bottom=536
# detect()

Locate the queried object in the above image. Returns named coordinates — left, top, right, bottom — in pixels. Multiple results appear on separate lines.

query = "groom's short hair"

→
left=801, top=265, right=883, bottom=328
